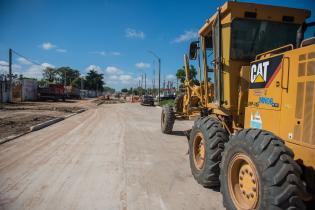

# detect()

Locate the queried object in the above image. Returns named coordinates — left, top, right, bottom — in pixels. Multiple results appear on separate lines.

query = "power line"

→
left=11, top=49, right=42, bottom=66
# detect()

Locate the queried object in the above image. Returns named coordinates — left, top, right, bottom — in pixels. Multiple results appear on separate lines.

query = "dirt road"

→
left=0, top=103, right=224, bottom=210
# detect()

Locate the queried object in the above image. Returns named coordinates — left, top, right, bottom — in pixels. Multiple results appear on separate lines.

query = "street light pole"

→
left=148, top=50, right=161, bottom=103
left=158, top=57, right=161, bottom=103
left=8, top=49, right=13, bottom=102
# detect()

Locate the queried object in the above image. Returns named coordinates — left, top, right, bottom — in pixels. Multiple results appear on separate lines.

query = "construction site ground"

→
left=0, top=99, right=95, bottom=140
left=0, top=96, right=125, bottom=140
left=0, top=103, right=224, bottom=210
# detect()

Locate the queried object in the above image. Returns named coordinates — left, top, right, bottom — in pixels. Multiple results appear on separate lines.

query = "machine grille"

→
left=309, top=52, right=315, bottom=59
left=295, top=82, right=304, bottom=119
left=307, top=61, right=315, bottom=76
left=302, top=81, right=314, bottom=144
left=294, top=124, right=302, bottom=141
left=298, top=63, right=305, bottom=76
left=295, top=52, right=315, bottom=145
left=299, top=54, right=306, bottom=61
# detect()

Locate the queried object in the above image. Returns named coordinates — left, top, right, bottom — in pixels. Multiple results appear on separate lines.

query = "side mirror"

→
left=189, top=41, right=198, bottom=60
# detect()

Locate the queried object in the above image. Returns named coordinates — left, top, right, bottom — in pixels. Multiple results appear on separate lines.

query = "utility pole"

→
left=81, top=77, right=84, bottom=90
left=64, top=70, right=67, bottom=86
left=148, top=50, right=161, bottom=103
left=158, top=58, right=161, bottom=103
left=8, top=49, right=12, bottom=102
left=80, top=77, right=84, bottom=98
left=144, top=73, right=146, bottom=92
left=152, top=60, right=155, bottom=96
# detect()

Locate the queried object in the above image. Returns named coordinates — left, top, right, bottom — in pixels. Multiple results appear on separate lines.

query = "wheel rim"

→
left=228, top=153, right=259, bottom=210
left=192, top=132, right=206, bottom=170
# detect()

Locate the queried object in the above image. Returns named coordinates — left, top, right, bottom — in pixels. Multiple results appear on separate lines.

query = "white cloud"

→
left=109, top=75, right=118, bottom=80
left=119, top=75, right=133, bottom=84
left=0, top=59, right=55, bottom=79
left=135, top=62, right=150, bottom=69
left=0, top=60, right=8, bottom=66
left=111, top=52, right=121, bottom=56
left=100, top=51, right=107, bottom=56
left=41, top=42, right=56, bottom=50
left=0, top=60, right=22, bottom=75
left=106, top=72, right=137, bottom=85
left=41, top=63, right=55, bottom=69
left=166, top=74, right=176, bottom=80
left=17, top=57, right=32, bottom=65
left=23, top=65, right=45, bottom=79
left=172, top=30, right=198, bottom=43
left=105, top=66, right=123, bottom=75
left=56, top=48, right=67, bottom=53
left=125, top=28, right=145, bottom=39
left=0, top=60, right=9, bottom=73
left=85, top=64, right=102, bottom=73
left=19, top=63, right=54, bottom=79
left=90, top=51, right=121, bottom=56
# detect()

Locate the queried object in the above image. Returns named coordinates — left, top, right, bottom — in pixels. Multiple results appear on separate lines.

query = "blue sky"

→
left=0, top=0, right=314, bottom=90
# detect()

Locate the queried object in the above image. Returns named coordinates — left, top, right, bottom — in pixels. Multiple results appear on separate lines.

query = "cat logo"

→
left=250, top=61, right=269, bottom=83
left=249, top=55, right=283, bottom=89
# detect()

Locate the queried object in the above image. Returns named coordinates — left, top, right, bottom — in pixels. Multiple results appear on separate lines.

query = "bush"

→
left=159, top=99, right=174, bottom=107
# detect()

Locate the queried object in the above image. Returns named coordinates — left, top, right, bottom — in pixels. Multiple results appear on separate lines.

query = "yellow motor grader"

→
left=161, top=1, right=315, bottom=209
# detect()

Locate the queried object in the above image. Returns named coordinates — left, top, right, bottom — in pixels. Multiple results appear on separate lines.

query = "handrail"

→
left=281, top=57, right=290, bottom=91
left=301, top=37, right=315, bottom=47
left=255, top=44, right=294, bottom=60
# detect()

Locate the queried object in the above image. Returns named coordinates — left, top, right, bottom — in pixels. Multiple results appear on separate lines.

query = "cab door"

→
left=249, top=54, right=284, bottom=110
left=245, top=54, right=284, bottom=133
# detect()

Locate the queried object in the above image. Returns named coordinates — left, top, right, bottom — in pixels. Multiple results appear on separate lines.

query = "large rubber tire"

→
left=161, top=106, right=175, bottom=134
left=189, top=116, right=229, bottom=187
left=220, top=129, right=306, bottom=210
left=174, top=94, right=184, bottom=113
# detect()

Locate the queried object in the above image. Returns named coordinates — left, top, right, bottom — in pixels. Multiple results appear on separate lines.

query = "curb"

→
left=0, top=131, right=31, bottom=144
left=30, top=117, right=65, bottom=132
left=64, top=109, right=86, bottom=118
left=76, top=108, right=86, bottom=113
left=96, top=101, right=104, bottom=106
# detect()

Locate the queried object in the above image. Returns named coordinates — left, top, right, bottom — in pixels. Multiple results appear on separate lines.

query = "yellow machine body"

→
left=244, top=43, right=315, bottom=170
left=195, top=2, right=315, bottom=169
left=198, top=1, right=310, bottom=122
left=180, top=1, right=315, bottom=197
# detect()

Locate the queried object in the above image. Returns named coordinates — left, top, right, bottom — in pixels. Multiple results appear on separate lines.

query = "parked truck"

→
left=38, top=84, right=66, bottom=101
left=64, top=86, right=81, bottom=99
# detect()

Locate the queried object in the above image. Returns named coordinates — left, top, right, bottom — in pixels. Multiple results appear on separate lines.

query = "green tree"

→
left=128, top=87, right=133, bottom=94
left=42, top=67, right=57, bottom=82
left=71, top=77, right=85, bottom=88
left=176, top=65, right=198, bottom=84
left=103, top=86, right=115, bottom=93
left=56, top=67, right=80, bottom=85
left=85, top=69, right=105, bottom=91
left=121, top=88, right=128, bottom=93
left=38, top=79, right=49, bottom=87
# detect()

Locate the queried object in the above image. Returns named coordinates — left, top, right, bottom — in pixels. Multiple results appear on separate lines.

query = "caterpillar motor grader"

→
left=161, top=1, right=315, bottom=209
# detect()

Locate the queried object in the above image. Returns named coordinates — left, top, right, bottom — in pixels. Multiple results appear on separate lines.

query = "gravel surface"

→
left=0, top=103, right=224, bottom=210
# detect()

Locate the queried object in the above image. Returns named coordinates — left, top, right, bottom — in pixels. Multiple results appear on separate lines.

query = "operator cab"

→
left=188, top=1, right=311, bottom=118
